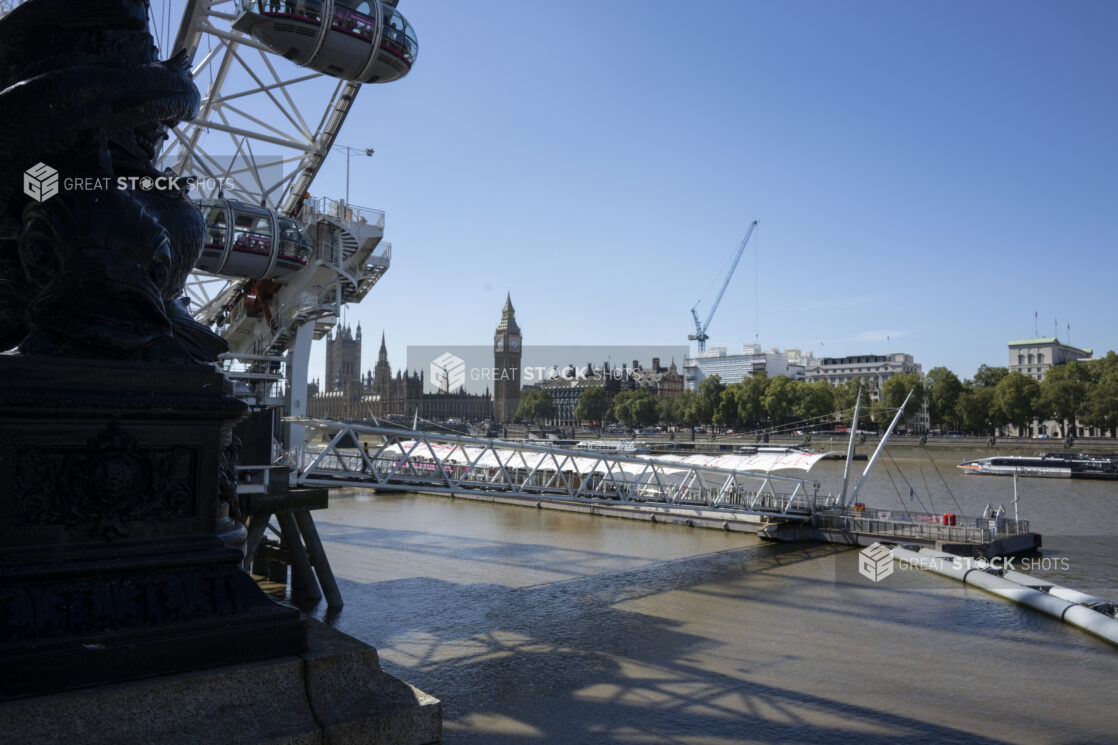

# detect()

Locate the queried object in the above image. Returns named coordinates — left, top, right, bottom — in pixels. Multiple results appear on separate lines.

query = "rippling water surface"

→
left=305, top=449, right=1118, bottom=744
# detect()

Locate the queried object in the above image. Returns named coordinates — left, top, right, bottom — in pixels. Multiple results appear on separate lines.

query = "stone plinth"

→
left=0, top=620, right=442, bottom=745
left=0, top=356, right=305, bottom=698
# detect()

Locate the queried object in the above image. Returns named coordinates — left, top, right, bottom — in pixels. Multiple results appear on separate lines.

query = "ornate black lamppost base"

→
left=0, top=356, right=306, bottom=700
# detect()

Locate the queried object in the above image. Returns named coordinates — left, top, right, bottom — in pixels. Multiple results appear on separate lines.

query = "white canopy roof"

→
left=382, top=441, right=827, bottom=481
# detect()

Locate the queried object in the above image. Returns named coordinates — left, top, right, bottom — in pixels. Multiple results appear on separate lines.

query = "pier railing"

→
left=814, top=507, right=1031, bottom=544
left=304, top=196, right=385, bottom=229
left=283, top=419, right=821, bottom=520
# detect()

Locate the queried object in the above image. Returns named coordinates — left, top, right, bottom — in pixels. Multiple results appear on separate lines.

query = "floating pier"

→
left=759, top=388, right=1041, bottom=556
left=282, top=411, right=1042, bottom=558
left=758, top=505, right=1041, bottom=557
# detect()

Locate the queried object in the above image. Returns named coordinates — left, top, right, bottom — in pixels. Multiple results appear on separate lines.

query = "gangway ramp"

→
left=284, top=420, right=826, bottom=524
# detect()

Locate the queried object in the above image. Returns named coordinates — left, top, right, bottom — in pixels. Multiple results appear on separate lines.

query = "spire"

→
left=497, top=292, right=519, bottom=332
left=378, top=331, right=388, bottom=364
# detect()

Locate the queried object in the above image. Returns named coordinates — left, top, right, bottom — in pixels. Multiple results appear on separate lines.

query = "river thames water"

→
left=304, top=449, right=1118, bottom=744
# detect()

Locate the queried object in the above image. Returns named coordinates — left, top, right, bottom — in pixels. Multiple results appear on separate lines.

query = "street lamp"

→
left=336, top=145, right=374, bottom=204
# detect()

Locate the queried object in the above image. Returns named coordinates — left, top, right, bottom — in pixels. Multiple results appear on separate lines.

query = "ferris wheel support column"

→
left=286, top=320, right=316, bottom=456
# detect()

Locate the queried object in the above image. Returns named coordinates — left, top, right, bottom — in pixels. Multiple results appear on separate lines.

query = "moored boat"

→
left=574, top=439, right=650, bottom=454
left=959, top=452, right=1118, bottom=480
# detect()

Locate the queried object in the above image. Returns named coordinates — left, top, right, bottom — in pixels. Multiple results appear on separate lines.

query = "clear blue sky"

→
left=171, top=1, right=1118, bottom=384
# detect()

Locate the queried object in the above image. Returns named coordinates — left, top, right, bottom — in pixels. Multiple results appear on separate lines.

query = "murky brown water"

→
left=306, top=451, right=1118, bottom=744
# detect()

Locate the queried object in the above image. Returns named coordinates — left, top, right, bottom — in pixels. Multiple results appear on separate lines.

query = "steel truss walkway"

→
left=284, top=420, right=825, bottom=522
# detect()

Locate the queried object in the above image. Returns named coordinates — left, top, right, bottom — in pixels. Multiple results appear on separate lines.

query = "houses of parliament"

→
left=306, top=296, right=522, bottom=423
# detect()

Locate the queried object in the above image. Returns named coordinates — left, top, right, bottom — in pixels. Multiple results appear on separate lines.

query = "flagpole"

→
left=1013, top=474, right=1019, bottom=522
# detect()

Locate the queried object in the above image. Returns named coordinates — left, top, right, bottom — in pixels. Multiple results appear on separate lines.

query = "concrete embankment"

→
left=891, top=546, right=1118, bottom=648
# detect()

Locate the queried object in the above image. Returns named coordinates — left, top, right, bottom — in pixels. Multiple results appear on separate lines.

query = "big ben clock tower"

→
left=493, top=293, right=522, bottom=422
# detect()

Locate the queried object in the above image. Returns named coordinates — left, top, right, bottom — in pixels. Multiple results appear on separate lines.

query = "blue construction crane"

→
left=688, top=220, right=759, bottom=352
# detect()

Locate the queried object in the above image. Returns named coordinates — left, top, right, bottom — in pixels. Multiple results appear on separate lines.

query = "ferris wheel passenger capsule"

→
left=233, top=0, right=417, bottom=83
left=194, top=198, right=315, bottom=280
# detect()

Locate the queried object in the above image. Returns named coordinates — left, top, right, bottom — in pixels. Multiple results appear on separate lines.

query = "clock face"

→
left=496, top=338, right=504, bottom=351
left=510, top=337, right=520, bottom=350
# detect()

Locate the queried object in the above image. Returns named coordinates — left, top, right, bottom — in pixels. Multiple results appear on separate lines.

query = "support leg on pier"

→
left=295, top=509, right=343, bottom=608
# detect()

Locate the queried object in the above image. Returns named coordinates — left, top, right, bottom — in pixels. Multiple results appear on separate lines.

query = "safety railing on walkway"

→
left=813, top=507, right=1032, bottom=544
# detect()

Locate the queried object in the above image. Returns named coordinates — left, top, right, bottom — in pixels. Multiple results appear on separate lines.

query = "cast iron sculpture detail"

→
left=0, top=0, right=226, bottom=363
left=13, top=425, right=196, bottom=539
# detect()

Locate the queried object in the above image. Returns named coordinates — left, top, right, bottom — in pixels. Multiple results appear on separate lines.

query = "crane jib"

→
left=690, top=219, right=759, bottom=352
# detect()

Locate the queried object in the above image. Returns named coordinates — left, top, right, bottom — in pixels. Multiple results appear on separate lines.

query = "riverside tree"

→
left=955, top=385, right=999, bottom=435
left=973, top=364, right=1009, bottom=388
left=658, top=389, right=698, bottom=427
left=1040, top=361, right=1091, bottom=437
left=1083, top=352, right=1118, bottom=437
left=609, top=388, right=658, bottom=428
left=574, top=386, right=608, bottom=425
left=833, top=379, right=874, bottom=427
left=713, top=383, right=742, bottom=428
left=588, top=352, right=1118, bottom=438
left=953, top=364, right=1008, bottom=436
left=926, top=366, right=964, bottom=431
left=993, top=372, right=1041, bottom=434
left=736, top=375, right=771, bottom=427
left=795, top=379, right=836, bottom=422
left=514, top=389, right=555, bottom=424
left=878, top=373, right=925, bottom=429
left=687, top=376, right=725, bottom=425
left=762, top=376, right=799, bottom=426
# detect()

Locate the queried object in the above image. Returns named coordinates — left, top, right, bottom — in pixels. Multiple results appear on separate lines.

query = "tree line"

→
left=927, top=351, right=1118, bottom=437
left=513, top=351, right=1118, bottom=437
